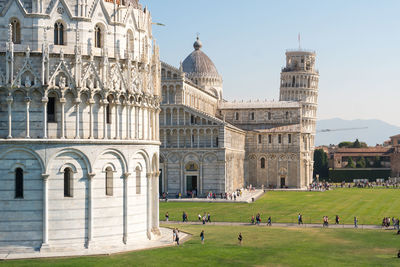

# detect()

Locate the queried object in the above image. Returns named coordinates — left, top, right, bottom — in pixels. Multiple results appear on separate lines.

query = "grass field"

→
left=160, top=188, right=400, bottom=225
left=1, top=225, right=400, bottom=267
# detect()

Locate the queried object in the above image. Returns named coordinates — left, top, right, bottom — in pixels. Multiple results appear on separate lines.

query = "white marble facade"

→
left=0, top=0, right=161, bottom=252
left=160, top=40, right=319, bottom=194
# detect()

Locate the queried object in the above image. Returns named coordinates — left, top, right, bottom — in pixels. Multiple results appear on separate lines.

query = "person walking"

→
left=202, top=215, right=206, bottom=225
left=208, top=213, right=211, bottom=223
left=267, top=216, right=272, bottom=226
left=173, top=228, right=176, bottom=242
left=298, top=213, right=303, bottom=225
left=354, top=216, right=358, bottom=228
left=238, top=232, right=243, bottom=245
left=335, top=215, right=339, bottom=225
left=165, top=212, right=169, bottom=222
left=200, top=230, right=205, bottom=244
left=175, top=229, right=180, bottom=246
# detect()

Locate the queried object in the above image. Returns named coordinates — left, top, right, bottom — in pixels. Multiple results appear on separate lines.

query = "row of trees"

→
left=346, top=156, right=382, bottom=168
left=338, top=139, right=368, bottom=148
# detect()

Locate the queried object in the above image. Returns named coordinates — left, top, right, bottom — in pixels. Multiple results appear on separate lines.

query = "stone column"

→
left=151, top=172, right=160, bottom=235
left=115, top=101, right=120, bottom=139
left=177, top=131, right=180, bottom=148
left=126, top=103, right=130, bottom=139
left=177, top=108, right=180, bottom=126
left=123, top=172, right=131, bottom=244
left=102, top=100, right=108, bottom=139
left=164, top=130, right=167, bottom=148
left=155, top=109, right=160, bottom=140
left=25, top=97, right=31, bottom=138
left=141, top=106, right=145, bottom=139
left=135, top=105, right=139, bottom=139
left=87, top=173, right=96, bottom=248
left=210, top=131, right=213, bottom=148
left=41, top=97, right=48, bottom=139
left=183, top=111, right=186, bottom=126
left=6, top=95, right=13, bottom=139
left=60, top=98, right=66, bottom=139
left=199, top=162, right=203, bottom=195
left=197, top=130, right=200, bottom=148
left=74, top=98, right=81, bottom=139
left=40, top=174, right=50, bottom=251
left=163, top=108, right=167, bottom=126
left=146, top=172, right=152, bottom=239
left=88, top=99, right=95, bottom=139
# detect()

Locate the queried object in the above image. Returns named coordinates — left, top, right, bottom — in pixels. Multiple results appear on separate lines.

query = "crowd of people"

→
left=382, top=217, right=400, bottom=230
left=309, top=182, right=331, bottom=191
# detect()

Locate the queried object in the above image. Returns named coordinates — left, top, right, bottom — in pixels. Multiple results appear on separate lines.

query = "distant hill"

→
left=315, top=118, right=400, bottom=146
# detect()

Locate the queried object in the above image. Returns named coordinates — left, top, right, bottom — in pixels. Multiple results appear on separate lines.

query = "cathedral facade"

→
left=160, top=38, right=319, bottom=195
left=0, top=0, right=161, bottom=253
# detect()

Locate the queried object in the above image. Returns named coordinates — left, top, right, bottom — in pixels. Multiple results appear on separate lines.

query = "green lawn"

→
left=2, top=225, right=400, bottom=267
left=160, top=188, right=400, bottom=225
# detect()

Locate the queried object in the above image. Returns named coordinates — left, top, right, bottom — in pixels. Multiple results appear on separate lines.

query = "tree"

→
left=313, top=149, right=329, bottom=179
left=338, top=141, right=353, bottom=148
left=356, top=157, right=366, bottom=168
left=347, top=157, right=356, bottom=168
left=353, top=139, right=361, bottom=148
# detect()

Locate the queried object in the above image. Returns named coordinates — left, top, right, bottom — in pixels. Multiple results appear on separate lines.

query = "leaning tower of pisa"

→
left=279, top=50, right=319, bottom=185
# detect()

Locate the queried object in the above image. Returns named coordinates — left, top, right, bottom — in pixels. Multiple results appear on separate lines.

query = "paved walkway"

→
left=0, top=228, right=190, bottom=261
left=162, top=189, right=264, bottom=203
left=164, top=221, right=395, bottom=230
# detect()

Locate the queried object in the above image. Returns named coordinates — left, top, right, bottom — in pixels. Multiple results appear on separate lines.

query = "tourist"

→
left=267, top=216, right=272, bottom=226
left=208, top=213, right=211, bottom=223
left=165, top=212, right=169, bottom=222
left=238, top=232, right=243, bottom=245
left=335, top=215, right=340, bottom=225
left=202, top=215, right=206, bottom=225
left=200, top=230, right=205, bottom=244
left=198, top=214, right=202, bottom=221
left=298, top=213, right=303, bottom=225
left=251, top=215, right=255, bottom=224
left=397, top=250, right=400, bottom=258
left=173, top=228, right=176, bottom=242
left=175, top=229, right=180, bottom=246
left=354, top=216, right=358, bottom=228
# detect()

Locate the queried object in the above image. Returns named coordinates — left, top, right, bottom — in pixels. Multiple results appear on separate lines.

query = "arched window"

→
left=288, top=134, right=292, bottom=144
left=64, top=168, right=73, bottom=197
left=105, top=167, right=113, bottom=196
left=250, top=112, right=255, bottom=120
left=54, top=22, right=64, bottom=45
left=286, top=111, right=289, bottom=120
left=136, top=167, right=141, bottom=194
left=106, top=96, right=112, bottom=124
left=47, top=95, right=56, bottom=122
left=15, top=168, right=23, bottom=198
left=95, top=25, right=102, bottom=48
left=261, top=158, right=265, bottom=169
left=235, top=112, right=239, bottom=120
left=278, top=134, right=282, bottom=144
left=10, top=18, right=21, bottom=44
left=106, top=104, right=111, bottom=124
left=292, top=76, right=295, bottom=87
left=258, top=134, right=262, bottom=144
left=127, top=30, right=134, bottom=54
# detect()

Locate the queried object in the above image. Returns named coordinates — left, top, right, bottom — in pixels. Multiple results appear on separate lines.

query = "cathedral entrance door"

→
left=186, top=175, right=198, bottom=196
left=280, top=177, right=286, bottom=188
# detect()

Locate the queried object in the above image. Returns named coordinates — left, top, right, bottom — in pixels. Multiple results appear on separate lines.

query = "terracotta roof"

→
left=336, top=147, right=392, bottom=153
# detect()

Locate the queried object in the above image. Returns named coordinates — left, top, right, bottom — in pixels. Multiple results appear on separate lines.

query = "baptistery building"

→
left=159, top=38, right=319, bottom=195
left=0, top=0, right=161, bottom=253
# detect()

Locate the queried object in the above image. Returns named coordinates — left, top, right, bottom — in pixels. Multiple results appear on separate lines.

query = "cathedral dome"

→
left=182, top=37, right=220, bottom=77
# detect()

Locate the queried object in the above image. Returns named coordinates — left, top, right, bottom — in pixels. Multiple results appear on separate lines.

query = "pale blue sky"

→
left=142, top=0, right=400, bottom=126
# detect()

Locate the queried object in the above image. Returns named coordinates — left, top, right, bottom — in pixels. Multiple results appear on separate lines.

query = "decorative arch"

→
left=94, top=148, right=128, bottom=174
left=0, top=147, right=45, bottom=173
left=133, top=149, right=150, bottom=172
left=46, top=148, right=92, bottom=175
left=58, top=162, right=78, bottom=173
